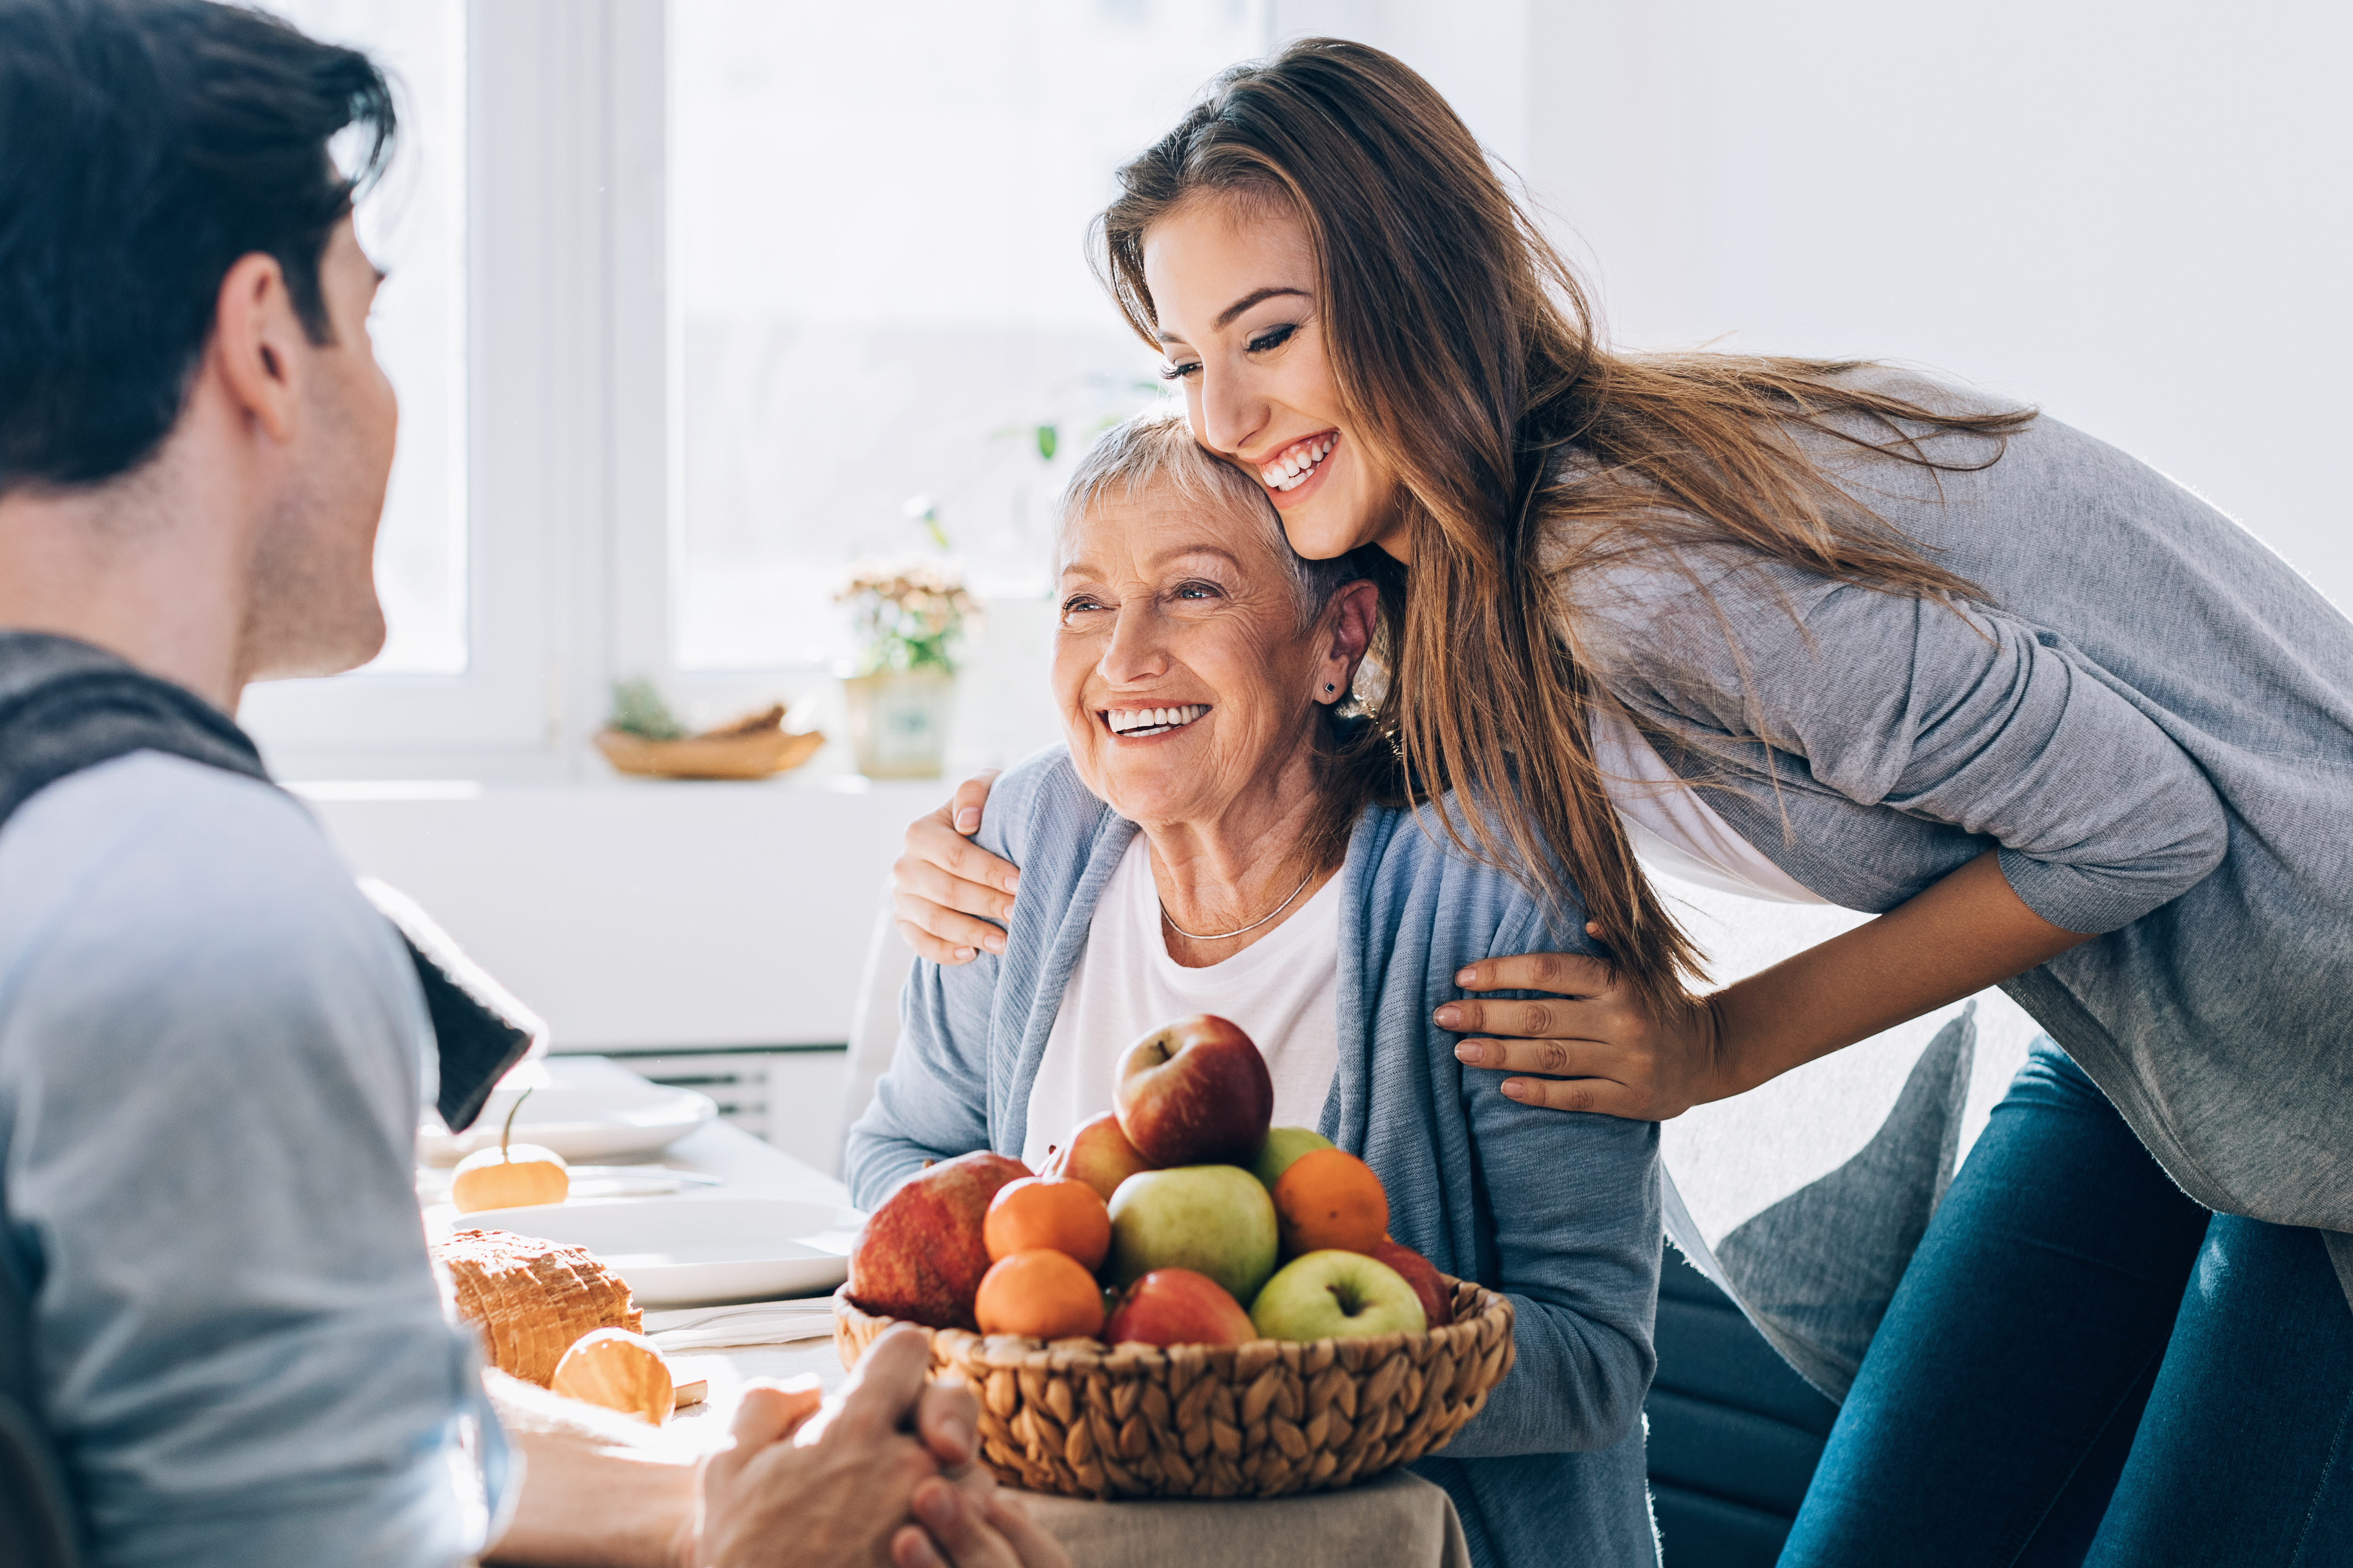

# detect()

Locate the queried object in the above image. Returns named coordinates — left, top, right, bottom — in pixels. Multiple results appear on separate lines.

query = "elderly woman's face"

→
left=1054, top=484, right=1353, bottom=828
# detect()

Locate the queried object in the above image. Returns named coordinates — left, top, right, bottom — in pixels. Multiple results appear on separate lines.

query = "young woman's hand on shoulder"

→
left=894, top=770, right=1017, bottom=964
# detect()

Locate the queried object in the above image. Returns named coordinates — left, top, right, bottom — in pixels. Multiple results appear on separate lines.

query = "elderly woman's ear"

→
left=1317, top=580, right=1381, bottom=704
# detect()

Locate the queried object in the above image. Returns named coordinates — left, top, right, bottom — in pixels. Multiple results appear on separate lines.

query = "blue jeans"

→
left=1781, top=1039, right=2353, bottom=1567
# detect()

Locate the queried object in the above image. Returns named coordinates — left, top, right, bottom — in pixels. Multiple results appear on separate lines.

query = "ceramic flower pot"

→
left=843, top=671, right=956, bottom=779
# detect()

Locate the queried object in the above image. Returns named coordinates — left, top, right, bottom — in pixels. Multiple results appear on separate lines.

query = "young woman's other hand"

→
left=893, top=770, right=1019, bottom=964
left=1437, top=937, right=1727, bottom=1121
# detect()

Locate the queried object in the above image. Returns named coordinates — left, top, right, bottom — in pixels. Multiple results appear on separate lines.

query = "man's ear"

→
left=210, top=252, right=304, bottom=445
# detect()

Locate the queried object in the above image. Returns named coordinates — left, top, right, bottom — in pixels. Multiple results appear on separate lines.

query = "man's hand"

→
left=692, top=1325, right=1067, bottom=1568
left=892, top=770, right=1019, bottom=965
left=891, top=1480, right=1070, bottom=1568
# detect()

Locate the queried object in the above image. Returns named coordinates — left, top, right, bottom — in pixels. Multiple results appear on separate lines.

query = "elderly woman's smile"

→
left=1101, top=703, right=1209, bottom=739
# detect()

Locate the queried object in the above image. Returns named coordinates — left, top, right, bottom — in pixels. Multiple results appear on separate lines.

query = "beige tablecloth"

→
left=661, top=1324, right=1470, bottom=1568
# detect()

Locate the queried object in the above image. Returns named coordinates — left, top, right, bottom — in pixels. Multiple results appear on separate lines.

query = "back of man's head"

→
left=0, top=0, right=395, bottom=497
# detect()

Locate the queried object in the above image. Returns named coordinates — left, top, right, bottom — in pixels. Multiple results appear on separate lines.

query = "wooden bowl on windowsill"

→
left=594, top=703, right=825, bottom=780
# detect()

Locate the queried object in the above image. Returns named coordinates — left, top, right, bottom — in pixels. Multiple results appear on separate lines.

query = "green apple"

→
left=1106, top=1165, right=1279, bottom=1303
left=1249, top=1249, right=1429, bottom=1342
left=1249, top=1125, right=1336, bottom=1192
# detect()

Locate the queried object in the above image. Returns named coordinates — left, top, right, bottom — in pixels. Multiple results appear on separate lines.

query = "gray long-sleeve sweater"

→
left=1550, top=368, right=2353, bottom=1287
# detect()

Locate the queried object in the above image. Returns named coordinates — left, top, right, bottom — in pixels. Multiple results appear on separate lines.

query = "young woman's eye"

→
left=1246, top=324, right=1296, bottom=355
left=1158, top=359, right=1202, bottom=382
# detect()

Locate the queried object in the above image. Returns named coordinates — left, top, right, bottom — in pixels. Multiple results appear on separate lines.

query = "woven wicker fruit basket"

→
left=833, top=1278, right=1515, bottom=1500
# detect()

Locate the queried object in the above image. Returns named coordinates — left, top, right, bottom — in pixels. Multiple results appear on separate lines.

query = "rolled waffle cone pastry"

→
left=436, top=1227, right=642, bottom=1385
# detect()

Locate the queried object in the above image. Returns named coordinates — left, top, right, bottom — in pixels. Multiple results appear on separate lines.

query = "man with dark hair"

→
left=0, top=4, right=1065, bottom=1565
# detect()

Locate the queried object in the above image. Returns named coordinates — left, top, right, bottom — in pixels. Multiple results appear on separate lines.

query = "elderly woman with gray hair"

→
left=846, top=411, right=1663, bottom=1568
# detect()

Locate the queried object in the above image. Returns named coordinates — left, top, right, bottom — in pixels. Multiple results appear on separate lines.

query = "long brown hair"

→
left=1095, top=38, right=2034, bottom=1010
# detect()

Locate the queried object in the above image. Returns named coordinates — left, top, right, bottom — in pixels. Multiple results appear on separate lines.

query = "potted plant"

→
left=835, top=556, right=978, bottom=779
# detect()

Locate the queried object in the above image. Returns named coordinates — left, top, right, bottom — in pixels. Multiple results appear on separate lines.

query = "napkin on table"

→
left=644, top=1298, right=838, bottom=1351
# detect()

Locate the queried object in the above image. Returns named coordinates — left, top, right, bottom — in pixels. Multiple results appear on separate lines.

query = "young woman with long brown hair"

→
left=889, top=38, right=2353, bottom=1567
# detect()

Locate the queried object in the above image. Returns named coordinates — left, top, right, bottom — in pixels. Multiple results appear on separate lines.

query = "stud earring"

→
left=1324, top=683, right=1336, bottom=695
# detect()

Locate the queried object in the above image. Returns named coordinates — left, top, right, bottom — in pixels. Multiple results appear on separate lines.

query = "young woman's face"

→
left=1142, top=195, right=1408, bottom=563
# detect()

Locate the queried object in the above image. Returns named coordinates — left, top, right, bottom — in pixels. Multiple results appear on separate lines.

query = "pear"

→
left=451, top=1086, right=570, bottom=1212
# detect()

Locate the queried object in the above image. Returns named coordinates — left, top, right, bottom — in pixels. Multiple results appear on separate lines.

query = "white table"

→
left=433, top=1059, right=1470, bottom=1568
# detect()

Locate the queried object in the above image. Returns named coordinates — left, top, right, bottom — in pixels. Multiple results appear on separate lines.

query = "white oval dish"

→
left=450, top=1197, right=863, bottom=1307
left=422, top=1076, right=717, bottom=1164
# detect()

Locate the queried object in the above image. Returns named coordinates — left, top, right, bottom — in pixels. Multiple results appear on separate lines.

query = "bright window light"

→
left=670, top=0, right=1266, bottom=672
left=271, top=0, right=469, bottom=676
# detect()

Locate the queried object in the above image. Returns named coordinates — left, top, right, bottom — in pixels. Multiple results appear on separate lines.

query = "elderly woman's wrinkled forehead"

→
left=1053, top=469, right=1285, bottom=578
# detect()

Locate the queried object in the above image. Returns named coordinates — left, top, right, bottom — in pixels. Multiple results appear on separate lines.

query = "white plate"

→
left=422, top=1065, right=717, bottom=1164
left=450, top=1197, right=864, bottom=1307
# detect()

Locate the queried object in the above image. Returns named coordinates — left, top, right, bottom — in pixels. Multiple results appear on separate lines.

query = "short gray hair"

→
left=1055, top=406, right=1363, bottom=629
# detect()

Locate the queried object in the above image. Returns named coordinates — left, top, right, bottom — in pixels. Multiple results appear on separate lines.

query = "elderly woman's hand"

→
left=693, top=1325, right=1067, bottom=1568
left=1438, top=944, right=1728, bottom=1121
left=893, top=771, right=1020, bottom=965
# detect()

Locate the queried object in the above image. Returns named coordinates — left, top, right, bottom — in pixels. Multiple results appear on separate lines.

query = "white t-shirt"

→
left=1589, top=710, right=1828, bottom=905
left=1019, top=833, right=1343, bottom=1170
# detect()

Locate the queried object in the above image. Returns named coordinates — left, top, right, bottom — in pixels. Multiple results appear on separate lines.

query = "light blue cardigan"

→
left=846, top=751, right=1663, bottom=1568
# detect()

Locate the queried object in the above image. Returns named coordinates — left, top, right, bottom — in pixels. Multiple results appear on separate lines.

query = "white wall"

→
left=309, top=777, right=937, bottom=1049
left=1275, top=0, right=2353, bottom=606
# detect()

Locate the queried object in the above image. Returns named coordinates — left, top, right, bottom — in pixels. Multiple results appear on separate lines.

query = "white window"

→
left=268, top=0, right=469, bottom=677
left=669, top=0, right=1265, bottom=673
left=245, top=0, right=1270, bottom=781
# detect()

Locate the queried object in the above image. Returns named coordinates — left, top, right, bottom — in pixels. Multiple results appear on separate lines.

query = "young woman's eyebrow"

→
left=1156, top=285, right=1312, bottom=344
left=1214, top=285, right=1309, bottom=330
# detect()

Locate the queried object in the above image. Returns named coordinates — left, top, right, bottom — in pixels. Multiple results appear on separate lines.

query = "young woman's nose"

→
left=1191, top=363, right=1268, bottom=464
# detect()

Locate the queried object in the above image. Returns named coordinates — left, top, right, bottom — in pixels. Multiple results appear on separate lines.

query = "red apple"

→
left=1041, top=1112, right=1154, bottom=1203
left=848, top=1150, right=1030, bottom=1329
left=1103, top=1268, right=1258, bottom=1348
left=1113, top=1014, right=1273, bottom=1167
left=1372, top=1238, right=1454, bottom=1329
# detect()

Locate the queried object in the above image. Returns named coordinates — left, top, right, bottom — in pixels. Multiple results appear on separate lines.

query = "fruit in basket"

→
left=985, top=1177, right=1111, bottom=1271
left=1113, top=1014, right=1274, bottom=1167
left=1040, top=1112, right=1154, bottom=1204
left=1251, top=1250, right=1428, bottom=1342
left=1250, top=1126, right=1335, bottom=1190
left=551, top=1327, right=673, bottom=1425
left=848, top=1150, right=1031, bottom=1329
left=1372, top=1238, right=1454, bottom=1329
left=1102, top=1267, right=1258, bottom=1348
left=974, top=1249, right=1107, bottom=1340
left=1271, top=1148, right=1388, bottom=1256
left=1105, top=1164, right=1278, bottom=1302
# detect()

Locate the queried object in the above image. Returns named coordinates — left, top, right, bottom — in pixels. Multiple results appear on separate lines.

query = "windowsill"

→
left=284, top=762, right=950, bottom=804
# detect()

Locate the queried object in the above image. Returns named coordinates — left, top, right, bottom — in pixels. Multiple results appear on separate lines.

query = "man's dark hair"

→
left=0, top=0, right=395, bottom=494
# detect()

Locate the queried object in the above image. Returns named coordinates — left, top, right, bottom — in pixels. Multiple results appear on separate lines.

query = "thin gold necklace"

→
left=1159, top=871, right=1315, bottom=942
